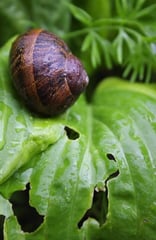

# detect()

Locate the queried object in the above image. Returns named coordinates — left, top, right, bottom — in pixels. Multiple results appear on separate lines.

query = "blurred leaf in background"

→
left=0, top=0, right=71, bottom=47
left=66, top=0, right=156, bottom=83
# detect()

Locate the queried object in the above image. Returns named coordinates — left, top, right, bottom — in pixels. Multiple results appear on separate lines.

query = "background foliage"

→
left=0, top=0, right=156, bottom=239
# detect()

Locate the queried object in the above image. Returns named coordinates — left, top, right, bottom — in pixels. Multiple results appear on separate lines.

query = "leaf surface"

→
left=0, top=39, right=156, bottom=240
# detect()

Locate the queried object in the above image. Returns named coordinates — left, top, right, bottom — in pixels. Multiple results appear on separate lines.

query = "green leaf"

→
left=135, top=3, right=156, bottom=19
left=25, top=0, right=71, bottom=35
left=28, top=78, right=156, bottom=240
left=81, top=33, right=92, bottom=52
left=0, top=195, right=13, bottom=218
left=67, top=3, right=92, bottom=25
left=64, top=2, right=156, bottom=83
left=4, top=216, right=25, bottom=240
left=85, top=78, right=156, bottom=239
left=91, top=37, right=101, bottom=68
left=0, top=0, right=71, bottom=46
left=0, top=168, right=32, bottom=199
left=1, top=38, right=156, bottom=239
left=0, top=0, right=31, bottom=46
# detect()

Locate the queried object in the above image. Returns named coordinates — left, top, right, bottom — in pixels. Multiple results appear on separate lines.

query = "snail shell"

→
left=9, top=29, right=89, bottom=116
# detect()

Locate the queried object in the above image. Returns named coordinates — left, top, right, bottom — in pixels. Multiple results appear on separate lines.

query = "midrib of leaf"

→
left=0, top=57, right=12, bottom=149
left=65, top=106, right=94, bottom=239
left=0, top=101, right=12, bottom=150
left=86, top=105, right=93, bottom=149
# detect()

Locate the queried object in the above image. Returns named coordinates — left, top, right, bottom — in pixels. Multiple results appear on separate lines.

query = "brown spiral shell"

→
left=9, top=29, right=89, bottom=116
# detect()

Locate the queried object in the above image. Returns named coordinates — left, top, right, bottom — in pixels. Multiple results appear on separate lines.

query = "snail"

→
left=9, top=29, right=89, bottom=116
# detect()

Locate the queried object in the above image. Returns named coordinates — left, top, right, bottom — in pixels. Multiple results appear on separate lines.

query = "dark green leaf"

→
left=67, top=3, right=92, bottom=25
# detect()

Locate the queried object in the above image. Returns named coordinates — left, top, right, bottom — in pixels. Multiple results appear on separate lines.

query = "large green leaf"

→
left=0, top=38, right=156, bottom=240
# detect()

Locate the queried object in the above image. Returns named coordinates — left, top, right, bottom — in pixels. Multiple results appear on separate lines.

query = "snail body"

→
left=10, top=29, right=88, bottom=116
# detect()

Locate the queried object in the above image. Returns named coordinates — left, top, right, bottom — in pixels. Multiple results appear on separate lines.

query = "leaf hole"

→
left=9, top=183, right=44, bottom=233
left=106, top=169, right=120, bottom=181
left=0, top=215, right=5, bottom=240
left=78, top=169, right=119, bottom=229
left=106, top=153, right=116, bottom=162
left=64, top=126, right=80, bottom=140
left=78, top=189, right=108, bottom=229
